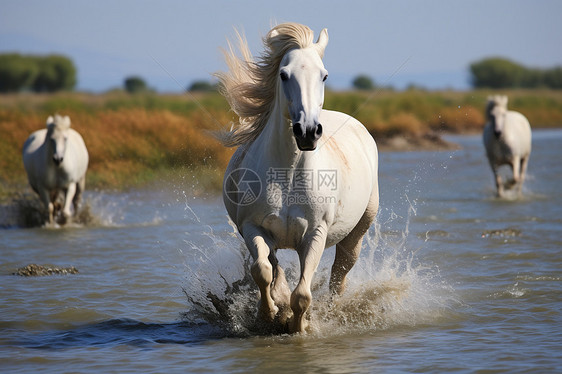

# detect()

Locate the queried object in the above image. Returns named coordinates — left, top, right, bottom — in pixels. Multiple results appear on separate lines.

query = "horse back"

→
left=22, top=129, right=48, bottom=186
left=22, top=129, right=47, bottom=158
left=505, top=111, right=532, bottom=156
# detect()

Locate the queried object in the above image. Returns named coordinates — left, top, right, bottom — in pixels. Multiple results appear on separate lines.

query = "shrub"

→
left=31, top=55, right=76, bottom=92
left=0, top=54, right=39, bottom=92
left=0, top=53, right=76, bottom=92
left=470, top=57, right=527, bottom=88
left=188, top=80, right=217, bottom=92
left=470, top=57, right=562, bottom=89
left=352, top=75, right=375, bottom=90
left=124, top=76, right=148, bottom=94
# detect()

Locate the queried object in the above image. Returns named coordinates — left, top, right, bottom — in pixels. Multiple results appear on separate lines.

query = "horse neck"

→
left=256, top=86, right=301, bottom=168
left=44, top=128, right=55, bottom=158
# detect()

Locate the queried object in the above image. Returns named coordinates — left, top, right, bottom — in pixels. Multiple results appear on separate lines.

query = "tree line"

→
left=469, top=57, right=562, bottom=89
left=0, top=53, right=76, bottom=93
left=2, top=52, right=561, bottom=93
left=353, top=58, right=562, bottom=91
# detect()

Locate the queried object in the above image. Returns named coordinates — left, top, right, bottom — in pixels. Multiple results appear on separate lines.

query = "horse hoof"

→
left=289, top=315, right=310, bottom=334
left=257, top=304, right=279, bottom=323
left=274, top=304, right=292, bottom=326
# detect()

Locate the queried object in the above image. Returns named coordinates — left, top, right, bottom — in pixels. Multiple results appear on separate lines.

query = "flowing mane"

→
left=216, top=23, right=316, bottom=147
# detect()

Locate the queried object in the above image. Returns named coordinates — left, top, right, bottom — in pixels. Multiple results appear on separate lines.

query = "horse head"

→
left=277, top=28, right=329, bottom=151
left=487, top=95, right=508, bottom=138
left=46, top=115, right=71, bottom=166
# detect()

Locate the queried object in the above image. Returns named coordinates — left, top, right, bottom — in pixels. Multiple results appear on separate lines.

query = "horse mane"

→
left=47, top=114, right=71, bottom=131
left=215, top=23, right=315, bottom=147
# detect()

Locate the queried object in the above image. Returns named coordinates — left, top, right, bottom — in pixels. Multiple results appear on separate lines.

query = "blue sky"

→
left=1, top=0, right=561, bottom=92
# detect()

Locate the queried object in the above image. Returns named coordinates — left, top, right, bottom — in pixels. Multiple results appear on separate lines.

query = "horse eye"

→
left=322, top=74, right=328, bottom=82
left=280, top=71, right=289, bottom=81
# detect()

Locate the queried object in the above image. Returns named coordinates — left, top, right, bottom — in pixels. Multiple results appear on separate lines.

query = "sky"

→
left=1, top=0, right=561, bottom=92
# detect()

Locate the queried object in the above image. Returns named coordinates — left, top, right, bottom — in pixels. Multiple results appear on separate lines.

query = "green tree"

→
left=124, top=76, right=148, bottom=93
left=188, top=80, right=217, bottom=92
left=352, top=74, right=375, bottom=90
left=0, top=54, right=39, bottom=92
left=32, top=55, right=77, bottom=92
left=543, top=67, right=562, bottom=89
left=470, top=57, right=528, bottom=88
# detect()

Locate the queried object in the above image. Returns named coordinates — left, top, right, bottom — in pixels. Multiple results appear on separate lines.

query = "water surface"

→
left=1, top=131, right=561, bottom=373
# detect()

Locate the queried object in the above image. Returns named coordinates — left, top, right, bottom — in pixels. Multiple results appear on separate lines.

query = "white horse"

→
left=23, top=115, right=89, bottom=225
left=218, top=23, right=379, bottom=333
left=483, top=95, right=532, bottom=197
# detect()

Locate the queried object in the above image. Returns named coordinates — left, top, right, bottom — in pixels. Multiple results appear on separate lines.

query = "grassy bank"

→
left=1, top=89, right=561, bottom=198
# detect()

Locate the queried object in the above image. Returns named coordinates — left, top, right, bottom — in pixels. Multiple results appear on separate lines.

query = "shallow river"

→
left=1, top=131, right=561, bottom=373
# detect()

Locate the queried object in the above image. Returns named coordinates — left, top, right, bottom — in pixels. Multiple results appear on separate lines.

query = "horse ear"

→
left=502, top=96, right=508, bottom=107
left=46, top=116, right=54, bottom=126
left=315, top=28, right=329, bottom=58
left=64, top=116, right=71, bottom=127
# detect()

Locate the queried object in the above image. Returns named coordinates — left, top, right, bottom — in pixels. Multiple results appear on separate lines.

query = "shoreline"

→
left=2, top=90, right=561, bottom=199
left=376, top=132, right=461, bottom=152
left=0, top=131, right=461, bottom=204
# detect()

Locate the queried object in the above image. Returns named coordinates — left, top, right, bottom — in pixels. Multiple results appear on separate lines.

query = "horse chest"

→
left=44, top=166, right=71, bottom=189
left=261, top=207, right=309, bottom=249
left=491, top=138, right=515, bottom=164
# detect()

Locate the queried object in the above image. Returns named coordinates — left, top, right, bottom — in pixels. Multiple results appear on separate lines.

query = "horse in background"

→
left=483, top=95, right=532, bottom=198
left=23, top=115, right=89, bottom=225
left=218, top=23, right=379, bottom=333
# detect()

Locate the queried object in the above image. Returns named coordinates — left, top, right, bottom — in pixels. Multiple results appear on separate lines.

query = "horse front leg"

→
left=39, top=188, right=54, bottom=225
left=517, top=156, right=529, bottom=196
left=269, top=250, right=292, bottom=325
left=291, top=224, right=328, bottom=333
left=242, top=224, right=278, bottom=322
left=61, top=183, right=77, bottom=224
left=508, top=156, right=522, bottom=191
left=73, top=176, right=86, bottom=214
left=493, top=167, right=504, bottom=198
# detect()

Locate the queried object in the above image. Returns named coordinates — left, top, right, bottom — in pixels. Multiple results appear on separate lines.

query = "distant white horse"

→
left=23, top=115, right=89, bottom=224
left=483, top=95, right=532, bottom=197
left=218, top=23, right=379, bottom=333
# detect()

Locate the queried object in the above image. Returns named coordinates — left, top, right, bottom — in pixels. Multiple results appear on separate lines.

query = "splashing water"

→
left=180, top=198, right=456, bottom=337
left=0, top=191, right=127, bottom=228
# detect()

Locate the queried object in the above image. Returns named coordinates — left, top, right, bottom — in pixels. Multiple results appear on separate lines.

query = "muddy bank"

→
left=376, top=132, right=461, bottom=152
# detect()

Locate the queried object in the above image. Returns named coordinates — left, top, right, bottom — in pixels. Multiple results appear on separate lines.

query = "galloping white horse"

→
left=218, top=23, right=379, bottom=333
left=483, top=96, right=532, bottom=197
left=23, top=115, right=89, bottom=225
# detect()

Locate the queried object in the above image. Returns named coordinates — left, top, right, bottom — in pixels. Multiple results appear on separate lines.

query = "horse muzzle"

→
left=53, top=156, right=63, bottom=166
left=293, top=122, right=323, bottom=151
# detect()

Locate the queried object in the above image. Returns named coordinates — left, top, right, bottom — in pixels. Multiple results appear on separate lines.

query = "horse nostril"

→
left=293, top=123, right=304, bottom=138
left=315, top=124, right=323, bottom=138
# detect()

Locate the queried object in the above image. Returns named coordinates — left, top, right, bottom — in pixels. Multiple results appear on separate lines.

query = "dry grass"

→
left=1, top=89, right=561, bottom=198
left=0, top=103, right=234, bottom=196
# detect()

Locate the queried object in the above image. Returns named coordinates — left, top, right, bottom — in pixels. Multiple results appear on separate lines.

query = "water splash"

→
left=180, top=197, right=456, bottom=337
left=0, top=191, right=126, bottom=228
